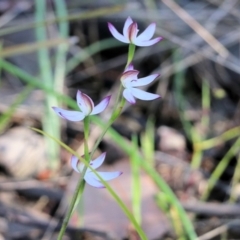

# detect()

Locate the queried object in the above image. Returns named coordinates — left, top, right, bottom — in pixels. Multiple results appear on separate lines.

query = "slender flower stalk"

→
left=127, top=44, right=136, bottom=66
left=57, top=116, right=91, bottom=240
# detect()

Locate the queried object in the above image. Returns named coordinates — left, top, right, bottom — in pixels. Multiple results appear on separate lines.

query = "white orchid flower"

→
left=71, top=153, right=122, bottom=188
left=52, top=90, right=111, bottom=121
left=108, top=16, right=162, bottom=47
left=121, top=64, right=160, bottom=104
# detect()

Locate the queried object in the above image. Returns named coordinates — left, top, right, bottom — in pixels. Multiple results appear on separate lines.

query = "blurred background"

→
left=0, top=0, right=240, bottom=239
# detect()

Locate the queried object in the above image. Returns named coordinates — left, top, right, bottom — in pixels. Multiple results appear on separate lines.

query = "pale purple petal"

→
left=131, top=88, right=160, bottom=100
left=128, top=23, right=138, bottom=43
left=52, top=107, right=85, bottom=121
left=134, top=37, right=163, bottom=47
left=137, top=23, right=156, bottom=41
left=108, top=23, right=129, bottom=43
left=71, top=155, right=80, bottom=173
left=89, top=152, right=106, bottom=169
left=90, top=96, right=111, bottom=115
left=77, top=90, right=94, bottom=115
left=121, top=70, right=139, bottom=87
left=131, top=74, right=159, bottom=87
left=123, top=88, right=136, bottom=104
left=95, top=171, right=122, bottom=181
left=123, top=16, right=133, bottom=39
left=84, top=173, right=105, bottom=188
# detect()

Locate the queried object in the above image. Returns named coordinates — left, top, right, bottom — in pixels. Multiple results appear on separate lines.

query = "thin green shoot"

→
left=93, top=117, right=197, bottom=240
left=155, top=193, right=185, bottom=239
left=201, top=79, right=210, bottom=129
left=130, top=134, right=142, bottom=225
left=228, top=153, right=240, bottom=203
left=53, top=0, right=68, bottom=98
left=191, top=79, right=210, bottom=169
left=195, top=126, right=240, bottom=150
left=229, top=153, right=240, bottom=202
left=141, top=117, right=155, bottom=167
left=35, top=0, right=60, bottom=170
left=173, top=49, right=193, bottom=140
left=0, top=85, right=33, bottom=133
left=201, top=137, right=240, bottom=201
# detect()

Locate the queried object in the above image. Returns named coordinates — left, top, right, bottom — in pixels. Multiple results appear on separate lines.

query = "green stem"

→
left=141, top=160, right=197, bottom=239
left=57, top=174, right=85, bottom=240
left=90, top=97, right=126, bottom=159
left=35, top=0, right=60, bottom=170
left=84, top=116, right=90, bottom=157
left=57, top=117, right=90, bottom=240
left=229, top=153, right=240, bottom=202
left=201, top=136, right=240, bottom=201
left=130, top=135, right=142, bottom=225
left=127, top=44, right=135, bottom=65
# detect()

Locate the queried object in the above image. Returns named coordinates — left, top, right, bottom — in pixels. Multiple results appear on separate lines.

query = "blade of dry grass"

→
left=162, top=0, right=229, bottom=58
left=0, top=5, right=124, bottom=37
left=0, top=38, right=76, bottom=57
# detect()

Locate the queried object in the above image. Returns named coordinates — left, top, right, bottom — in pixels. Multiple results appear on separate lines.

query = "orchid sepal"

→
left=90, top=95, right=111, bottom=115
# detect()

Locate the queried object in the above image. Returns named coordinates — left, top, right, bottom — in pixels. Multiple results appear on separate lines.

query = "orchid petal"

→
left=71, top=155, right=80, bottom=173
left=52, top=107, right=85, bottom=121
left=121, top=70, right=139, bottom=87
left=89, top=152, right=106, bottom=169
left=128, top=23, right=138, bottom=43
left=108, top=23, right=129, bottom=43
left=123, top=17, right=133, bottom=38
left=131, top=88, right=160, bottom=100
left=131, top=74, right=159, bottom=87
left=134, top=37, right=163, bottom=47
left=84, top=173, right=105, bottom=188
left=94, top=171, right=122, bottom=181
left=137, top=23, right=156, bottom=41
left=77, top=90, right=94, bottom=115
left=123, top=88, right=136, bottom=104
left=124, top=63, right=134, bottom=72
left=91, top=96, right=111, bottom=115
